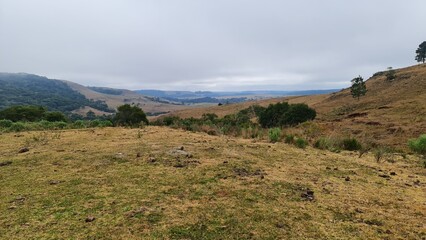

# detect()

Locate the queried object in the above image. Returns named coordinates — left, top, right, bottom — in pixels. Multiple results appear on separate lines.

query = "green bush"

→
left=314, top=137, right=331, bottom=150
left=113, top=104, right=148, bottom=127
left=0, top=119, right=13, bottom=128
left=294, top=138, right=308, bottom=149
left=341, top=138, right=362, bottom=151
left=8, top=122, right=28, bottom=132
left=52, top=121, right=68, bottom=129
left=408, top=134, right=426, bottom=155
left=280, top=104, right=317, bottom=126
left=268, top=128, right=281, bottom=143
left=73, top=120, right=87, bottom=129
left=259, top=102, right=290, bottom=128
left=284, top=134, right=295, bottom=144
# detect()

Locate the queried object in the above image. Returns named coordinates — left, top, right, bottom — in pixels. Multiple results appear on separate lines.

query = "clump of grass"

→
left=373, top=147, right=389, bottom=163
left=268, top=128, right=281, bottom=143
left=408, top=134, right=426, bottom=155
left=284, top=134, right=295, bottom=144
left=314, top=137, right=331, bottom=150
left=294, top=137, right=308, bottom=149
left=341, top=138, right=362, bottom=151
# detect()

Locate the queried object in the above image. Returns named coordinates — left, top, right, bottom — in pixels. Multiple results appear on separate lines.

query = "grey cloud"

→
left=1, top=0, right=425, bottom=91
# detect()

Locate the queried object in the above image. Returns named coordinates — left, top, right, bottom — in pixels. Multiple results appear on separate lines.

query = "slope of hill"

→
left=0, top=73, right=113, bottom=113
left=64, top=81, right=190, bottom=116
left=0, top=126, right=424, bottom=239
left=167, top=64, right=426, bottom=149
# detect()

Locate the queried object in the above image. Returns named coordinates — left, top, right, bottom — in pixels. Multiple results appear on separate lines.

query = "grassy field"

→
left=0, top=127, right=425, bottom=239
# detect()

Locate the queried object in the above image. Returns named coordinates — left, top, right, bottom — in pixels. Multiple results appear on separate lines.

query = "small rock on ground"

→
left=0, top=161, right=12, bottom=167
left=18, top=147, right=29, bottom=153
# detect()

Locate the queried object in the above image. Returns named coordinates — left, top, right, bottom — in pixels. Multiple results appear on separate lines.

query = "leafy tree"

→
left=280, top=103, right=316, bottom=126
left=113, top=104, right=148, bottom=126
left=0, top=105, right=46, bottom=122
left=258, top=102, right=316, bottom=128
left=350, top=76, right=367, bottom=100
left=44, top=111, right=67, bottom=122
left=259, top=102, right=289, bottom=128
left=385, top=67, right=396, bottom=81
left=415, top=41, right=426, bottom=63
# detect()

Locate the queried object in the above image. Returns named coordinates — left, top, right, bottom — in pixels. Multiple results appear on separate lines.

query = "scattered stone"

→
left=173, top=163, right=185, bottom=168
left=0, top=161, right=12, bottom=167
left=85, top=216, right=96, bottom=223
left=169, top=149, right=193, bottom=158
left=301, top=189, right=315, bottom=201
left=48, top=180, right=62, bottom=185
left=10, top=196, right=26, bottom=204
left=136, top=153, right=141, bottom=158
left=147, top=157, right=156, bottom=163
left=379, top=174, right=391, bottom=179
left=177, top=146, right=184, bottom=150
left=8, top=206, right=17, bottom=210
left=390, top=172, right=397, bottom=176
left=18, top=147, right=29, bottom=153
left=275, top=222, right=286, bottom=228
left=223, top=161, right=228, bottom=164
left=345, top=176, right=351, bottom=181
left=333, top=167, right=338, bottom=171
left=126, top=207, right=148, bottom=218
left=355, top=208, right=364, bottom=213
left=413, top=180, right=421, bottom=186
left=326, top=167, right=331, bottom=170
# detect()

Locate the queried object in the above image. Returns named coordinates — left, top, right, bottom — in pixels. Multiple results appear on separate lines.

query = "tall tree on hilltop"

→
left=350, top=76, right=367, bottom=100
left=415, top=41, right=426, bottom=63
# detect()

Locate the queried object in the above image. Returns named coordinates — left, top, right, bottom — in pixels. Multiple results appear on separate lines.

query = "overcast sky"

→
left=1, top=0, right=425, bottom=91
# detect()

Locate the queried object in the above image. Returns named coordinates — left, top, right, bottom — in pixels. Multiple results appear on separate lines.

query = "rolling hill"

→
left=167, top=64, right=426, bottom=150
left=0, top=73, right=113, bottom=113
left=63, top=81, right=191, bottom=116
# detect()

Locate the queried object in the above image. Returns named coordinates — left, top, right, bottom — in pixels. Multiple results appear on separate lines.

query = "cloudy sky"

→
left=1, top=0, right=425, bottom=91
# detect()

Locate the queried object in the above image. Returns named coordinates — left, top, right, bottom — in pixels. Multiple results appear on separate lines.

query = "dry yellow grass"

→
left=0, top=126, right=425, bottom=239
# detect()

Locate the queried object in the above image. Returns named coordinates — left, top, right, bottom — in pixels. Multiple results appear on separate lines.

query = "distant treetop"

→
left=415, top=41, right=426, bottom=63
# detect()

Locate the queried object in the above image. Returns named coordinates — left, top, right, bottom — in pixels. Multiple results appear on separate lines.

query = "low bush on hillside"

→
left=268, top=128, right=281, bottom=143
left=294, top=138, right=308, bottom=149
left=258, top=102, right=316, bottom=128
left=341, top=138, right=362, bottom=151
left=0, top=119, right=113, bottom=133
left=408, top=134, right=426, bottom=156
left=284, top=134, right=295, bottom=144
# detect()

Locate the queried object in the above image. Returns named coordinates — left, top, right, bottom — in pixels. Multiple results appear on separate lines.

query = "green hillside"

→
left=0, top=73, right=113, bottom=113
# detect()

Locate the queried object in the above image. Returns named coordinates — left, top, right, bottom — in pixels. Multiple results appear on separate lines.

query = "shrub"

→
left=341, top=138, right=362, bottom=151
left=373, top=147, right=389, bottom=163
left=0, top=119, right=13, bottom=128
left=294, top=138, right=308, bottom=149
left=268, top=128, right=281, bottom=143
left=314, top=137, right=331, bottom=150
left=73, top=120, right=87, bottom=129
left=8, top=122, right=27, bottom=132
left=98, top=120, right=113, bottom=127
left=284, top=134, right=295, bottom=144
left=52, top=121, right=68, bottom=129
left=408, top=134, right=426, bottom=155
left=44, top=111, right=67, bottom=122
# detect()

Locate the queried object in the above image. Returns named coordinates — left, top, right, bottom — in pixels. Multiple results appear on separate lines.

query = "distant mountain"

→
left=135, top=89, right=339, bottom=106
left=0, top=73, right=113, bottom=113
left=135, top=89, right=339, bottom=99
